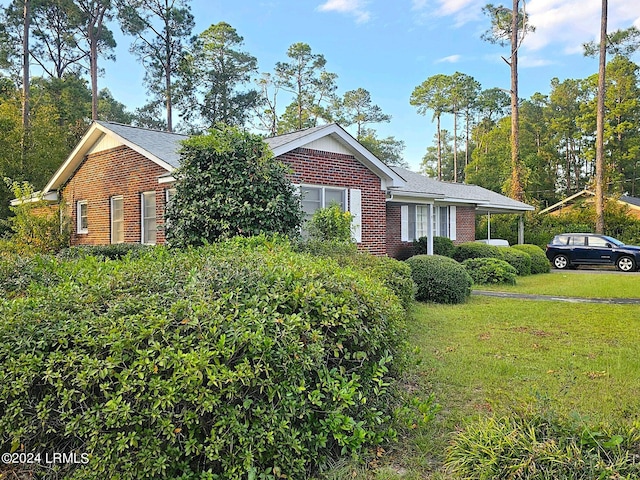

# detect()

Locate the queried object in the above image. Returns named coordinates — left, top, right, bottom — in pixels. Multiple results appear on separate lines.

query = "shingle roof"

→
left=96, top=121, right=189, bottom=169
left=391, top=166, right=534, bottom=212
left=263, top=124, right=330, bottom=150
left=621, top=195, right=640, bottom=208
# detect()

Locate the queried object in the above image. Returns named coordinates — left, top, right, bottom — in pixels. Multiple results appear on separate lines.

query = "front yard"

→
left=374, top=272, right=640, bottom=479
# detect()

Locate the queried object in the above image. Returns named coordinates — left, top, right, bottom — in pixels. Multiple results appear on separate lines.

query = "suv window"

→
left=568, top=236, right=586, bottom=246
left=554, top=235, right=570, bottom=245
left=587, top=236, right=610, bottom=247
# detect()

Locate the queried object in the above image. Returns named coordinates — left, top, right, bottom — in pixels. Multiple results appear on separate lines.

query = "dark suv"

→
left=546, top=233, right=640, bottom=272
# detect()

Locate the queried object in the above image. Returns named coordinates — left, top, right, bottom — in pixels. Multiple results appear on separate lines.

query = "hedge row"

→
left=0, top=238, right=408, bottom=479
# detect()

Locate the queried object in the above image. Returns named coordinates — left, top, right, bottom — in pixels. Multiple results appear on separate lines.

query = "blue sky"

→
left=75, top=1, right=640, bottom=169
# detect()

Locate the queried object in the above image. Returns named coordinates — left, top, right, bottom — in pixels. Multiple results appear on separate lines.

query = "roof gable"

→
left=44, top=121, right=188, bottom=193
left=265, top=124, right=406, bottom=188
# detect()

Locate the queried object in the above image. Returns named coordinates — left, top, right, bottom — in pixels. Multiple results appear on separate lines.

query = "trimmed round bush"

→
left=463, top=257, right=517, bottom=285
left=0, top=239, right=406, bottom=479
left=500, top=247, right=531, bottom=276
left=453, top=242, right=502, bottom=263
left=413, top=236, right=429, bottom=255
left=512, top=244, right=551, bottom=274
left=413, top=237, right=456, bottom=257
left=433, top=236, right=455, bottom=257
left=406, top=254, right=472, bottom=304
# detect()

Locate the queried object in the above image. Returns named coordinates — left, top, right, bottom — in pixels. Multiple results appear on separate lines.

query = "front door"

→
left=585, top=235, right=614, bottom=265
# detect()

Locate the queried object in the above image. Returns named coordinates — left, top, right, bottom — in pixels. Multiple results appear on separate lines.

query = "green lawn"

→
left=477, top=271, right=640, bottom=298
left=370, top=274, right=640, bottom=479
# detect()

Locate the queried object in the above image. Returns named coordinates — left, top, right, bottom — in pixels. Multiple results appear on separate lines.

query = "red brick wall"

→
left=62, top=145, right=170, bottom=246
left=279, top=147, right=387, bottom=256
left=385, top=203, right=414, bottom=259
left=455, top=206, right=476, bottom=244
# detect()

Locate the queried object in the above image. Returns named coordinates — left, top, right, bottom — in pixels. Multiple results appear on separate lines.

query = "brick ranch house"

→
left=24, top=121, right=533, bottom=258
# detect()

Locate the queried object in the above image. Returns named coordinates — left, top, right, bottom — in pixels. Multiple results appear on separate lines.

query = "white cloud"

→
left=519, top=56, right=555, bottom=68
left=436, top=54, right=462, bottom=63
left=524, top=0, right=640, bottom=56
left=317, top=0, right=371, bottom=24
left=411, top=0, right=484, bottom=27
left=414, top=0, right=640, bottom=64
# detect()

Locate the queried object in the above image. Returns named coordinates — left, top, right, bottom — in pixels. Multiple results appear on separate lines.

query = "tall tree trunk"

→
left=165, top=15, right=173, bottom=132
left=90, top=28, right=98, bottom=121
left=436, top=114, right=442, bottom=181
left=453, top=110, right=458, bottom=182
left=21, top=0, right=31, bottom=170
left=595, top=0, right=607, bottom=234
left=509, top=0, right=523, bottom=201
left=565, top=140, right=571, bottom=195
left=166, top=63, right=173, bottom=132
left=465, top=111, right=470, bottom=176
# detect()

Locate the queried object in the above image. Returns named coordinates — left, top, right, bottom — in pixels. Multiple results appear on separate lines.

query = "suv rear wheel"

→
left=616, top=256, right=636, bottom=272
left=553, top=254, right=570, bottom=270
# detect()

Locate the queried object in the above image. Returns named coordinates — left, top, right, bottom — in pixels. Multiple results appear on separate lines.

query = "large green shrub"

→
left=344, top=253, right=416, bottom=311
left=165, top=125, right=303, bottom=247
left=500, top=247, right=531, bottom=276
left=463, top=257, right=517, bottom=285
left=406, top=255, right=472, bottom=304
left=0, top=254, right=61, bottom=299
left=0, top=239, right=406, bottom=479
left=294, top=240, right=415, bottom=311
left=512, top=244, right=551, bottom=274
left=446, top=410, right=640, bottom=479
left=57, top=243, right=151, bottom=261
left=453, top=242, right=502, bottom=263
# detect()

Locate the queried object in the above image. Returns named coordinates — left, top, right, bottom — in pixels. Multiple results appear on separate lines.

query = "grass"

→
left=476, top=270, right=640, bottom=298
left=364, top=273, right=640, bottom=479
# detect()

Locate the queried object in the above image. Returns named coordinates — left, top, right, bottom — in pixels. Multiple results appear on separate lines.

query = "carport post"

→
left=487, top=211, right=491, bottom=240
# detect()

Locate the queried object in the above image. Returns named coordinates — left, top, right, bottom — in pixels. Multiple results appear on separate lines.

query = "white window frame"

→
left=110, top=195, right=124, bottom=244
left=296, top=184, right=362, bottom=242
left=299, top=184, right=347, bottom=215
left=164, top=187, right=177, bottom=231
left=76, top=200, right=88, bottom=234
left=402, top=204, right=430, bottom=241
left=416, top=205, right=429, bottom=239
left=141, top=191, right=157, bottom=245
left=433, top=205, right=457, bottom=240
